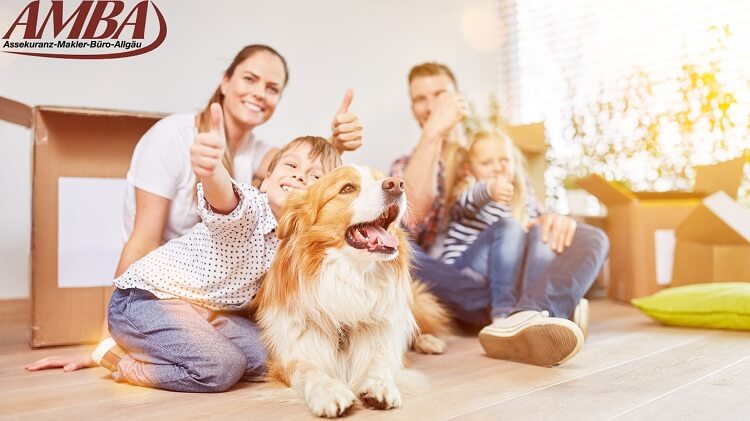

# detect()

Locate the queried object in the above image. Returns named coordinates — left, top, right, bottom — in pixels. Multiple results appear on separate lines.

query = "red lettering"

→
left=2, top=1, right=40, bottom=39
left=112, top=1, right=148, bottom=39
left=36, top=1, right=94, bottom=39
left=82, top=1, right=124, bottom=39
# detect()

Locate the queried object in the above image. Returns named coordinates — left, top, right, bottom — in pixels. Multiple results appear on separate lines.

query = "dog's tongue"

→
left=363, top=225, right=399, bottom=249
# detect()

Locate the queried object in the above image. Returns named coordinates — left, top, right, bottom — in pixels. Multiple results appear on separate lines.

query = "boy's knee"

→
left=236, top=337, right=268, bottom=380
left=191, top=345, right=247, bottom=392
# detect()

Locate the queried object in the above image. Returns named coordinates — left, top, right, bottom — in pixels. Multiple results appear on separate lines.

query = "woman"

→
left=25, top=44, right=363, bottom=372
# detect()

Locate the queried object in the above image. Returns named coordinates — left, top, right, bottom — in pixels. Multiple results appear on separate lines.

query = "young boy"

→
left=91, top=104, right=341, bottom=392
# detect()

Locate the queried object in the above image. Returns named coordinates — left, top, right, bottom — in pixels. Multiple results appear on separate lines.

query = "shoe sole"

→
left=573, top=298, right=590, bottom=339
left=479, top=320, right=584, bottom=367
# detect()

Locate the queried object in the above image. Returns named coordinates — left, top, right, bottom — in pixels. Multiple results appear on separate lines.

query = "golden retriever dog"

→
left=253, top=165, right=449, bottom=418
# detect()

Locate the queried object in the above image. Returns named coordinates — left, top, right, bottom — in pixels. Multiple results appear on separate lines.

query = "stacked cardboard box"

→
left=578, top=158, right=745, bottom=301
left=672, top=191, right=750, bottom=286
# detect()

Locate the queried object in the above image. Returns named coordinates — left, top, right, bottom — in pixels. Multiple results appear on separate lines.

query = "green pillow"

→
left=631, top=282, right=750, bottom=331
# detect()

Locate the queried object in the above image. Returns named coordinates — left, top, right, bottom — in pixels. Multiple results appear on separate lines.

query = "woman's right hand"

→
left=24, top=353, right=96, bottom=372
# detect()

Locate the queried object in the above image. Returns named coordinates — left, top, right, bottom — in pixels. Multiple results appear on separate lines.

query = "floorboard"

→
left=1, top=299, right=746, bottom=420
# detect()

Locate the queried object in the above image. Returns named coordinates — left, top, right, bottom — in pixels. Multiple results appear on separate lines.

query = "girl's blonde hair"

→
left=449, top=130, right=530, bottom=226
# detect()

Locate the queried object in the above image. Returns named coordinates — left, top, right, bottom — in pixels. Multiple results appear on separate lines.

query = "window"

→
left=497, top=0, right=750, bottom=211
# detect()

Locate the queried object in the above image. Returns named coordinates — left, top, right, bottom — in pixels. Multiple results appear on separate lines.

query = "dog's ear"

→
left=277, top=189, right=318, bottom=240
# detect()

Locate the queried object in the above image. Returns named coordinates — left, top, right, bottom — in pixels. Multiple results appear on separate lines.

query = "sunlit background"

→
left=489, top=0, right=750, bottom=212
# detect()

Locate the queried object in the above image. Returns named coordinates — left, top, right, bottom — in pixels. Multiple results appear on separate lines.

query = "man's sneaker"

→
left=572, top=298, right=590, bottom=339
left=478, top=310, right=584, bottom=367
left=91, top=337, right=126, bottom=372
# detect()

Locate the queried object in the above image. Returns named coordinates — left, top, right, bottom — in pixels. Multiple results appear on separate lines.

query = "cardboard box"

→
left=671, top=191, right=750, bottom=286
left=0, top=96, right=163, bottom=347
left=506, top=122, right=546, bottom=205
left=577, top=158, right=745, bottom=301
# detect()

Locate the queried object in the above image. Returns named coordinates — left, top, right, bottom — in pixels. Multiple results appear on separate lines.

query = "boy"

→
left=92, top=104, right=341, bottom=392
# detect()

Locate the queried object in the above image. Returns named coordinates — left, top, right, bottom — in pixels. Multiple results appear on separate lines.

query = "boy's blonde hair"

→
left=266, top=136, right=342, bottom=176
left=450, top=130, right=530, bottom=226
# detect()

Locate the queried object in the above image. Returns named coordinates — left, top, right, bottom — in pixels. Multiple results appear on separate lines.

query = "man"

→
left=392, top=62, right=609, bottom=367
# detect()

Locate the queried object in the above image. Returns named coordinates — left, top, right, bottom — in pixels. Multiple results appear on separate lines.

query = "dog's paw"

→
left=412, top=333, right=446, bottom=354
left=357, top=378, right=401, bottom=410
left=306, top=379, right=356, bottom=418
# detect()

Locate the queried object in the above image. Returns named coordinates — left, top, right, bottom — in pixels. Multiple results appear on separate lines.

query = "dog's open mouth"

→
left=345, top=203, right=400, bottom=253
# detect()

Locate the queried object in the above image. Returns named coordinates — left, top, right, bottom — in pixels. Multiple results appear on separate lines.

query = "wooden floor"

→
left=1, top=299, right=747, bottom=420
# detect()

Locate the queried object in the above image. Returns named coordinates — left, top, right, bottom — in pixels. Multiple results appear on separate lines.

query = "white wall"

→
left=0, top=0, right=499, bottom=299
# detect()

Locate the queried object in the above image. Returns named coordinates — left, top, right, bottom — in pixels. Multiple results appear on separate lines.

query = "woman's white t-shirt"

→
left=122, top=112, right=274, bottom=243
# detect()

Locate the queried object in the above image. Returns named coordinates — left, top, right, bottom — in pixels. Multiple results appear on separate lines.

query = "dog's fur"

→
left=253, top=165, right=449, bottom=417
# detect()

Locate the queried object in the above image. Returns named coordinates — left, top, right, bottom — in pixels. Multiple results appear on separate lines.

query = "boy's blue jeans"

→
left=107, top=288, right=267, bottom=392
left=412, top=220, right=609, bottom=326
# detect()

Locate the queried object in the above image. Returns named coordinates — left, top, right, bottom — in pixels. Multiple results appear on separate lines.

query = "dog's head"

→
left=277, top=164, right=407, bottom=261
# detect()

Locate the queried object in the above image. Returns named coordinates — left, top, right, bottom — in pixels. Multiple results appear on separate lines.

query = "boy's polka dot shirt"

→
left=114, top=181, right=279, bottom=311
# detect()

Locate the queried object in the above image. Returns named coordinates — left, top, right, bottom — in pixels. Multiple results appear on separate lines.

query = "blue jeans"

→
left=107, top=288, right=267, bottom=392
left=412, top=220, right=609, bottom=326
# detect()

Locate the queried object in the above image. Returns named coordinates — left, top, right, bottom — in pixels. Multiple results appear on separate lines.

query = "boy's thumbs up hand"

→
left=191, top=103, right=227, bottom=178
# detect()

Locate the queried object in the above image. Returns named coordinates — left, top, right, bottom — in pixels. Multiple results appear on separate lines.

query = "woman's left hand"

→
left=534, top=214, right=577, bottom=253
left=330, top=89, right=363, bottom=153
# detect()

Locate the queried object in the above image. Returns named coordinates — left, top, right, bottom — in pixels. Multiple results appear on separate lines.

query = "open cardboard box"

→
left=577, top=157, right=746, bottom=301
left=672, top=191, right=750, bottom=286
left=506, top=122, right=547, bottom=205
left=0, top=96, right=163, bottom=347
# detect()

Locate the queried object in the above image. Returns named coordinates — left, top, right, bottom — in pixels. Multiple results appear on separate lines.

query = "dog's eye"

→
left=339, top=183, right=356, bottom=194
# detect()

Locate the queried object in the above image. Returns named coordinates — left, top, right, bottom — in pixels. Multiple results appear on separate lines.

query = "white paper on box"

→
left=58, top=177, right=125, bottom=288
left=654, top=229, right=676, bottom=286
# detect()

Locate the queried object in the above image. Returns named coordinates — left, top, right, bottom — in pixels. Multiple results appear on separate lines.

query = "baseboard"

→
left=0, top=298, right=30, bottom=321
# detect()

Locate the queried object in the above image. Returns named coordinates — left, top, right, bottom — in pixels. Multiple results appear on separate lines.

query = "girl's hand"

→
left=488, top=174, right=514, bottom=205
left=191, top=103, right=227, bottom=179
left=25, top=353, right=96, bottom=372
left=330, top=89, right=363, bottom=153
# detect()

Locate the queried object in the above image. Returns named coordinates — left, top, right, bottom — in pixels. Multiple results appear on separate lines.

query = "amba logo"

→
left=2, top=0, right=167, bottom=59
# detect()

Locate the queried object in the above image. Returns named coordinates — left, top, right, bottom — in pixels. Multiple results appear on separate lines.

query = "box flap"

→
left=37, top=105, right=164, bottom=120
left=631, top=191, right=706, bottom=200
left=0, top=96, right=33, bottom=128
left=694, top=157, right=746, bottom=198
left=676, top=191, right=750, bottom=244
left=577, top=174, right=634, bottom=206
left=506, top=123, right=546, bottom=154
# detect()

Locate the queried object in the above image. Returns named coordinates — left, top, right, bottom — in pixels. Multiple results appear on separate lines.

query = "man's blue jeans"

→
left=412, top=220, right=609, bottom=326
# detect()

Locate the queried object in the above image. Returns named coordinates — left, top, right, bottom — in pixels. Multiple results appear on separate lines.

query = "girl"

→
left=440, top=130, right=602, bottom=366
left=441, top=130, right=536, bottom=265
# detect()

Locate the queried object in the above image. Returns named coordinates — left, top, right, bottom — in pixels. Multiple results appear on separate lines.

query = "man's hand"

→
left=191, top=103, right=227, bottom=179
left=529, top=214, right=577, bottom=253
left=488, top=174, right=514, bottom=205
left=330, top=89, right=363, bottom=153
left=422, top=92, right=468, bottom=140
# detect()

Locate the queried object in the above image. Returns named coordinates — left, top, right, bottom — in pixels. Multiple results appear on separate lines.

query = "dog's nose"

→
left=382, top=177, right=405, bottom=196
